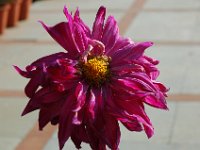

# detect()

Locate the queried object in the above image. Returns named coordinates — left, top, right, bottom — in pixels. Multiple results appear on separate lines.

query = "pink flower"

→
left=14, top=6, right=168, bottom=150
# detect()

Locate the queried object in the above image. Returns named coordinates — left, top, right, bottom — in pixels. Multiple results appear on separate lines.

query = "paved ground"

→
left=0, top=0, right=200, bottom=150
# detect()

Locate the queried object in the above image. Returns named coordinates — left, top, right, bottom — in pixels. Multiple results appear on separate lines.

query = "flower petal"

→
left=121, top=120, right=143, bottom=132
left=74, top=82, right=89, bottom=112
left=25, top=69, right=44, bottom=98
left=58, top=93, right=75, bottom=149
left=39, top=21, right=80, bottom=58
left=71, top=125, right=89, bottom=149
left=21, top=99, right=40, bottom=116
left=92, top=6, right=106, bottom=40
left=105, top=36, right=132, bottom=56
left=87, top=89, right=96, bottom=120
left=73, top=22, right=89, bottom=53
left=73, top=8, right=91, bottom=37
left=117, top=100, right=154, bottom=138
left=31, top=52, right=68, bottom=67
left=39, top=100, right=64, bottom=130
left=103, top=115, right=121, bottom=149
left=111, top=42, right=153, bottom=65
left=102, top=16, right=119, bottom=51
left=13, top=65, right=30, bottom=78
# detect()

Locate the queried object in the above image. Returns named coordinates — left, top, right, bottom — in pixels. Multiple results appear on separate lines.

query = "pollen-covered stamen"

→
left=82, top=56, right=110, bottom=86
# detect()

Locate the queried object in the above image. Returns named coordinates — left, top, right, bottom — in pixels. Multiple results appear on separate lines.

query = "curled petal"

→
left=116, top=100, right=154, bottom=138
left=74, top=82, right=89, bottom=112
left=88, top=89, right=96, bottom=120
left=31, top=52, right=68, bottom=67
left=88, top=39, right=105, bottom=56
left=25, top=69, right=44, bottom=98
left=13, top=65, right=30, bottom=78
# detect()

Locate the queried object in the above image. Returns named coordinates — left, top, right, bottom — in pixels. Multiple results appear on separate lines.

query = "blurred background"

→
left=0, top=0, right=200, bottom=149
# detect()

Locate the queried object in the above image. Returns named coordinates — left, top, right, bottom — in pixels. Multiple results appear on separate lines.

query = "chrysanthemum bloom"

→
left=14, top=6, right=168, bottom=150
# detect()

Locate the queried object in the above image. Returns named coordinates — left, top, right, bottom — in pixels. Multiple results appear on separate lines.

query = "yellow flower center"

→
left=82, top=56, right=110, bottom=86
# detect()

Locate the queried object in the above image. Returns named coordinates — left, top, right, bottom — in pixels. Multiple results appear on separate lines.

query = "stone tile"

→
left=31, top=0, right=134, bottom=12
left=120, top=142, right=177, bottom=150
left=0, top=98, right=37, bottom=138
left=144, top=45, right=200, bottom=94
left=144, top=0, right=200, bottom=9
left=0, top=21, right=50, bottom=41
left=181, top=68, right=200, bottom=94
left=0, top=137, right=21, bottom=150
left=0, top=43, right=25, bottom=66
left=120, top=142, right=200, bottom=150
left=171, top=102, right=200, bottom=144
left=126, top=12, right=200, bottom=42
left=180, top=47, right=200, bottom=93
left=0, top=67, right=27, bottom=90
left=45, top=140, right=200, bottom=150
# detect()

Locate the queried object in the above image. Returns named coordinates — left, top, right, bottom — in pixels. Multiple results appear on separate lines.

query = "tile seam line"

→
left=31, top=8, right=126, bottom=13
left=15, top=122, right=57, bottom=150
left=143, top=8, right=200, bottom=12
left=1, top=91, right=200, bottom=101
left=14, top=0, right=146, bottom=149
left=1, top=40, right=200, bottom=46
left=167, top=102, right=178, bottom=144
left=118, top=0, right=147, bottom=35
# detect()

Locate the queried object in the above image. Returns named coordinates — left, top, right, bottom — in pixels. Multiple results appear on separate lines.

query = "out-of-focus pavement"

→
left=0, top=0, right=200, bottom=149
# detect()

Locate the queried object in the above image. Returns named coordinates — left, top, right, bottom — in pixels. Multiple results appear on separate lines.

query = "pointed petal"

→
left=39, top=21, right=80, bottom=58
left=39, top=96, right=64, bottom=130
left=21, top=99, right=40, bottom=116
left=73, top=22, right=88, bottom=52
left=85, top=124, right=100, bottom=150
left=102, top=16, right=119, bottom=51
left=63, top=5, right=73, bottom=22
left=103, top=115, right=121, bottom=149
left=73, top=7, right=91, bottom=37
left=92, top=6, right=106, bottom=40
left=58, top=93, right=75, bottom=149
left=13, top=65, right=30, bottom=78
left=111, top=42, right=153, bottom=65
left=71, top=125, right=89, bottom=149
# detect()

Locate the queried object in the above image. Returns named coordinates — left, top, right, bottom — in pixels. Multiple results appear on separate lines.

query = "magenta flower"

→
left=15, top=6, right=168, bottom=150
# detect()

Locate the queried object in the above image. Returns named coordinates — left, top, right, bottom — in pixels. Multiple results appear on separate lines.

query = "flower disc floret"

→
left=81, top=56, right=110, bottom=86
